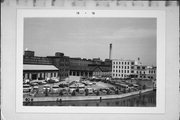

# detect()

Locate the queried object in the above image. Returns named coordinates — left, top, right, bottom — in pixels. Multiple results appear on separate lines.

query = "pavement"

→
left=23, top=88, right=153, bottom=102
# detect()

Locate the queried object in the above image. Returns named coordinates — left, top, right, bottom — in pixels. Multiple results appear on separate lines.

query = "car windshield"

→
left=52, top=87, right=59, bottom=88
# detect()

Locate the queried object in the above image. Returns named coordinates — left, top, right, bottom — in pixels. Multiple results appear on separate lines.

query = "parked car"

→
left=79, top=88, right=85, bottom=94
left=51, top=85, right=60, bottom=94
left=43, top=85, right=51, bottom=92
left=87, top=88, right=93, bottom=94
left=30, top=82, right=38, bottom=86
left=23, top=84, right=32, bottom=93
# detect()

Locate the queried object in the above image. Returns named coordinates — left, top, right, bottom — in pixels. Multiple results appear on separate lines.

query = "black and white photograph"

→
left=2, top=0, right=179, bottom=120
left=14, top=10, right=166, bottom=114
left=22, top=16, right=157, bottom=107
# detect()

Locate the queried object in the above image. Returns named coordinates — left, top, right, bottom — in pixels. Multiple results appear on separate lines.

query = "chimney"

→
left=109, top=43, right=112, bottom=60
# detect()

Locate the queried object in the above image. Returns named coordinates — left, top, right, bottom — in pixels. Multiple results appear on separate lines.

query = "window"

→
left=122, top=62, right=123, bottom=65
left=122, top=66, right=123, bottom=69
left=127, top=70, right=129, bottom=73
left=119, top=66, right=121, bottom=68
left=119, top=70, right=121, bottom=72
left=122, top=70, right=123, bottom=73
left=131, top=70, right=134, bottom=73
left=113, top=66, right=115, bottom=68
left=116, top=62, right=118, bottom=64
left=131, top=62, right=134, bottom=65
left=124, top=70, right=126, bottom=73
left=137, top=66, right=140, bottom=69
left=131, top=66, right=134, bottom=69
left=119, top=62, right=121, bottom=64
left=113, top=62, right=115, bottom=64
left=125, top=66, right=126, bottom=69
left=125, top=62, right=126, bottom=65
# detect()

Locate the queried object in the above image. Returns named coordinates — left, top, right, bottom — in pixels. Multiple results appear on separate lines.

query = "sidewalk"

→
left=23, top=88, right=154, bottom=102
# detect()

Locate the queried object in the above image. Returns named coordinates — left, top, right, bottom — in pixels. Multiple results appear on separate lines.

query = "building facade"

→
left=23, top=51, right=69, bottom=81
left=112, top=59, right=156, bottom=80
left=23, top=50, right=112, bottom=80
left=112, top=59, right=135, bottom=78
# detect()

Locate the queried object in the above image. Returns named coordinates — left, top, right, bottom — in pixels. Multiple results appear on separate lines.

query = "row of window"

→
left=113, top=65, right=131, bottom=69
left=113, top=70, right=132, bottom=74
left=112, top=74, right=129, bottom=77
left=148, top=71, right=156, bottom=74
left=113, top=61, right=134, bottom=65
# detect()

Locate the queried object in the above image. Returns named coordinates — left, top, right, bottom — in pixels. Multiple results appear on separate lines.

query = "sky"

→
left=24, top=18, right=156, bottom=66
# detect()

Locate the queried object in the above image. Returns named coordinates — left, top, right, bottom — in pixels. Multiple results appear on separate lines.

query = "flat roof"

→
left=23, top=64, right=58, bottom=71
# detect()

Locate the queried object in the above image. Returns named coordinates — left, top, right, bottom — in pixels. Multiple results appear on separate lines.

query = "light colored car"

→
left=43, top=85, right=51, bottom=92
left=87, top=88, right=93, bottom=94
left=23, top=84, right=32, bottom=93
left=51, top=85, right=60, bottom=94
left=79, top=88, right=85, bottom=94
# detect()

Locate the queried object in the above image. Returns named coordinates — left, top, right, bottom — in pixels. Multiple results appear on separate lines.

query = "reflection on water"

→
left=24, top=91, right=156, bottom=107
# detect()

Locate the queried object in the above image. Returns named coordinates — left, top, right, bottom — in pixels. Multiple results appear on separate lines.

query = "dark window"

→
left=131, top=66, right=134, bottom=69
left=131, top=62, right=134, bottom=65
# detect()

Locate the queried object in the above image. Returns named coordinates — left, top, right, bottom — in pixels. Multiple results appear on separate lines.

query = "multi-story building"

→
left=23, top=50, right=70, bottom=81
left=23, top=50, right=112, bottom=80
left=112, top=59, right=135, bottom=78
left=47, top=52, right=70, bottom=80
left=112, top=59, right=156, bottom=80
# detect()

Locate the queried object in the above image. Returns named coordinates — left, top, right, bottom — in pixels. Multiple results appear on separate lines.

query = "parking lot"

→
left=23, top=78, right=152, bottom=98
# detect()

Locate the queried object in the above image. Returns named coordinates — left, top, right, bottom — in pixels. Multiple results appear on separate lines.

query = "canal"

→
left=24, top=91, right=156, bottom=107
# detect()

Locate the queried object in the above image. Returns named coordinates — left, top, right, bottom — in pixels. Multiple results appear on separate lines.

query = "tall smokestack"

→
left=109, top=43, right=112, bottom=59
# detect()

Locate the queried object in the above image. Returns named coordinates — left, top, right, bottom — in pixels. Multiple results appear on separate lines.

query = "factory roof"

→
left=23, top=64, right=58, bottom=71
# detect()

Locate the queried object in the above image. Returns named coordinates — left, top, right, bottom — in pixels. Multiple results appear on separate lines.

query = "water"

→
left=24, top=91, right=156, bottom=107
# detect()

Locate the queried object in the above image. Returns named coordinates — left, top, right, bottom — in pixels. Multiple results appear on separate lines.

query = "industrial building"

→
left=112, top=58, right=156, bottom=80
left=112, top=59, right=135, bottom=78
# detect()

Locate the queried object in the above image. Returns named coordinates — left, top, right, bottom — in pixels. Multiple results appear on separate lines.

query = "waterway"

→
left=24, top=91, right=156, bottom=107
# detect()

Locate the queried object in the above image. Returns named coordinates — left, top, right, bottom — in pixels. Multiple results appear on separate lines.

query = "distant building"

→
left=92, top=66, right=112, bottom=77
left=23, top=64, right=58, bottom=80
left=112, top=59, right=135, bottom=78
left=23, top=51, right=69, bottom=80
left=23, top=50, right=112, bottom=80
left=112, top=59, right=156, bottom=80
left=47, top=52, right=70, bottom=80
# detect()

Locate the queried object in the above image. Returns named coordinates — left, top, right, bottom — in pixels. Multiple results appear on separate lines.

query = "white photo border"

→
left=16, top=9, right=165, bottom=113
